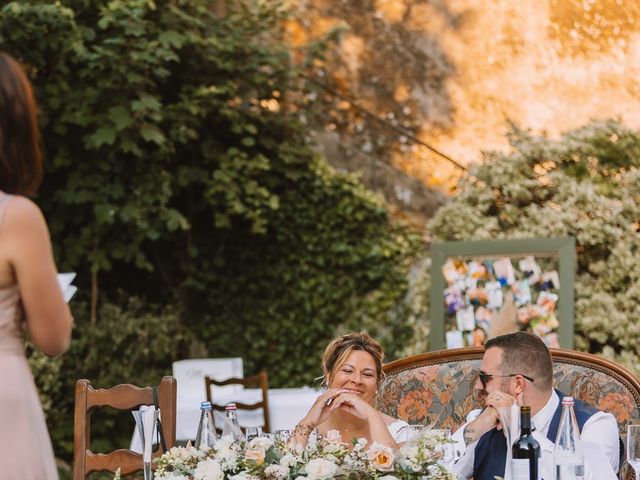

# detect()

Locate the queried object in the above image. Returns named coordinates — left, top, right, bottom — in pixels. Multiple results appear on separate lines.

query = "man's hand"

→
left=485, top=390, right=517, bottom=410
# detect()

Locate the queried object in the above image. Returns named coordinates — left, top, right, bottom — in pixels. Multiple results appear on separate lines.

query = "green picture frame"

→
left=429, top=236, right=576, bottom=351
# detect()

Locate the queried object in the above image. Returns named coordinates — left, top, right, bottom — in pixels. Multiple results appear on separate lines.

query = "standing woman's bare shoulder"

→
left=2, top=195, right=72, bottom=356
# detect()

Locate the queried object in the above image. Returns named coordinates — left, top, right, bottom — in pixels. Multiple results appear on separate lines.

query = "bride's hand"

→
left=329, top=392, right=376, bottom=420
left=301, top=388, right=349, bottom=428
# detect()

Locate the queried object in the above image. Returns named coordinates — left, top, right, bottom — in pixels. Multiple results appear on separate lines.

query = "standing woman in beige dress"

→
left=0, top=51, right=73, bottom=479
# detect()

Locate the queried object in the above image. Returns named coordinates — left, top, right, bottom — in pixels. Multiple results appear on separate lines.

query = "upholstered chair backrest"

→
left=378, top=347, right=640, bottom=480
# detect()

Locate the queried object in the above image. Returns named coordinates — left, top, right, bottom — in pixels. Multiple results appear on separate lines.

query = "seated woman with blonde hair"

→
left=292, top=332, right=408, bottom=449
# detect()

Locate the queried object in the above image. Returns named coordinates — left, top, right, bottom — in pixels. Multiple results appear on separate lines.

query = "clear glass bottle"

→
left=512, top=405, right=541, bottom=480
left=195, top=401, right=217, bottom=449
left=221, top=402, right=243, bottom=441
left=554, top=396, right=585, bottom=480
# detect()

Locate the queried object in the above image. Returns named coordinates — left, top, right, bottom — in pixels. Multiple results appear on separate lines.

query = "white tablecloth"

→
left=176, top=387, right=320, bottom=441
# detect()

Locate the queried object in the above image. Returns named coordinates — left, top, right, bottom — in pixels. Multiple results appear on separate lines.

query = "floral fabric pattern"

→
left=378, top=357, right=640, bottom=480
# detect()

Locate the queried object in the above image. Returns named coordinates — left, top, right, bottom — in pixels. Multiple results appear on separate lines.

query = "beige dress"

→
left=0, top=195, right=58, bottom=479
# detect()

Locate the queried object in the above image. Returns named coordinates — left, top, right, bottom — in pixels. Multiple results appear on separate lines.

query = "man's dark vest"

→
left=472, top=390, right=598, bottom=480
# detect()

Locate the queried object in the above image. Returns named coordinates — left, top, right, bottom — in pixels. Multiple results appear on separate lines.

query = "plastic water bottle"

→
left=221, top=402, right=243, bottom=441
left=195, top=401, right=217, bottom=449
left=553, top=396, right=585, bottom=480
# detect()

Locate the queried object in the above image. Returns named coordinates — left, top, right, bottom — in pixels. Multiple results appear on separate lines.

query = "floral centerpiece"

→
left=133, top=429, right=454, bottom=480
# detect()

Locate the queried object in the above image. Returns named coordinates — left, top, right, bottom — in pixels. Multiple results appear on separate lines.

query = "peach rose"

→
left=367, top=442, right=395, bottom=472
left=244, top=447, right=266, bottom=465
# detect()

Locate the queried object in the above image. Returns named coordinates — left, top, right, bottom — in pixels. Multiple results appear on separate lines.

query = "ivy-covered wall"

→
left=0, top=0, right=425, bottom=462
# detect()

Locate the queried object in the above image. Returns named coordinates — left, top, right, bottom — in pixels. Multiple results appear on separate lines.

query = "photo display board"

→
left=429, top=237, right=575, bottom=351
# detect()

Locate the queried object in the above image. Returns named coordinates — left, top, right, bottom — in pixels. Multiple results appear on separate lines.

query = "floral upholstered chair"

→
left=377, top=346, right=640, bottom=480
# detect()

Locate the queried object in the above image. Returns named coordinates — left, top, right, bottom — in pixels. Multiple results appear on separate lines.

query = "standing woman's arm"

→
left=4, top=196, right=72, bottom=356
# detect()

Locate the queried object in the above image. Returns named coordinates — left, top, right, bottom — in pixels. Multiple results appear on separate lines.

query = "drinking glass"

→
left=628, top=425, right=640, bottom=480
left=275, top=429, right=293, bottom=443
left=400, top=424, right=425, bottom=441
left=245, top=426, right=263, bottom=442
left=430, top=428, right=454, bottom=465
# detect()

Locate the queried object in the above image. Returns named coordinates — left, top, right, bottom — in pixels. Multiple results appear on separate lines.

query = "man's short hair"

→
left=484, top=331, right=553, bottom=391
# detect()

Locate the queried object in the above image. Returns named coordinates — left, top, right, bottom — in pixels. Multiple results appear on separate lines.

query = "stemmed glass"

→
left=627, top=424, right=640, bottom=480
left=245, top=426, right=263, bottom=442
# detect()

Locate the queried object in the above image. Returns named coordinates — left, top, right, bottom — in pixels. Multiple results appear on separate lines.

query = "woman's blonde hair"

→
left=321, top=332, right=384, bottom=386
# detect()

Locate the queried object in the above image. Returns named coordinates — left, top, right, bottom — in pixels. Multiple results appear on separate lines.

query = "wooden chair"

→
left=73, top=376, right=177, bottom=479
left=205, top=370, right=271, bottom=433
left=377, top=347, right=640, bottom=480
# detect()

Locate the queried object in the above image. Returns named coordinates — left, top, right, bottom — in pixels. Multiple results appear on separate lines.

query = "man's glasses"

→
left=477, top=371, right=535, bottom=389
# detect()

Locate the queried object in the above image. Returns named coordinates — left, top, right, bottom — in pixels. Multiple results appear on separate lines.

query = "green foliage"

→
left=429, top=119, right=640, bottom=373
left=1, top=0, right=423, bottom=461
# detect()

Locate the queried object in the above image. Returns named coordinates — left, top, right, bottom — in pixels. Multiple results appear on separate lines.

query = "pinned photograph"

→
left=467, top=260, right=489, bottom=280
left=456, top=305, right=476, bottom=331
left=465, top=277, right=479, bottom=291
left=472, top=326, right=487, bottom=347
left=516, top=305, right=543, bottom=324
left=475, top=306, right=493, bottom=323
left=541, top=270, right=560, bottom=290
left=531, top=312, right=559, bottom=336
left=442, top=260, right=460, bottom=285
left=493, top=257, right=516, bottom=285
left=512, top=280, right=532, bottom=306
left=518, top=256, right=542, bottom=284
left=537, top=291, right=559, bottom=312
left=467, top=287, right=488, bottom=306
left=485, top=281, right=503, bottom=309
left=444, top=286, right=464, bottom=314
left=446, top=330, right=464, bottom=349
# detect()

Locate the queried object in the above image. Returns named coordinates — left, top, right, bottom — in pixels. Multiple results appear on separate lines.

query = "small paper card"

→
left=57, top=272, right=77, bottom=303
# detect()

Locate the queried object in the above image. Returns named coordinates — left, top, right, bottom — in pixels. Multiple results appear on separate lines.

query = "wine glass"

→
left=400, top=424, right=425, bottom=441
left=245, top=426, right=263, bottom=442
left=430, top=428, right=454, bottom=465
left=275, top=429, right=293, bottom=443
left=627, top=424, right=640, bottom=480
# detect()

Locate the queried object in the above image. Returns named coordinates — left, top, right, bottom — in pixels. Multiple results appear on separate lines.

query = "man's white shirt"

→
left=450, top=392, right=620, bottom=480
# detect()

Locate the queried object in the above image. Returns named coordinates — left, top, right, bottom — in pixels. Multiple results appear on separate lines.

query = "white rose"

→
left=304, top=458, right=338, bottom=479
left=325, top=429, right=342, bottom=443
left=367, top=443, right=395, bottom=472
left=323, top=442, right=343, bottom=454
left=399, top=444, right=420, bottom=462
left=193, top=459, right=224, bottom=480
left=248, top=436, right=275, bottom=450
left=265, top=464, right=289, bottom=479
left=279, top=453, right=298, bottom=468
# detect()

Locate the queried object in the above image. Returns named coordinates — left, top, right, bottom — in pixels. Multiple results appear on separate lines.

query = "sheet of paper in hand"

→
left=57, top=272, right=77, bottom=303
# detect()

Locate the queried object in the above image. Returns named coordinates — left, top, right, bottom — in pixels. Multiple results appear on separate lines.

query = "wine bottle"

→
left=553, top=396, right=585, bottom=480
left=512, top=405, right=541, bottom=480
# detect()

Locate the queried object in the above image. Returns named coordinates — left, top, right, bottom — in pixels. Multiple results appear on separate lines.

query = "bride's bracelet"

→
left=293, top=422, right=314, bottom=437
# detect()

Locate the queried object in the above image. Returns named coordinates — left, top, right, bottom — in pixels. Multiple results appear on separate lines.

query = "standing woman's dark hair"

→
left=0, top=52, right=43, bottom=196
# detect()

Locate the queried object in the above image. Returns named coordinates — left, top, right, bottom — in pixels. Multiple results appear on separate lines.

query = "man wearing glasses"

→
left=450, top=331, right=620, bottom=480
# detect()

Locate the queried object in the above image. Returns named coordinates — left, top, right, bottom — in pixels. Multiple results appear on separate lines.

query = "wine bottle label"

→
left=512, top=459, right=540, bottom=480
